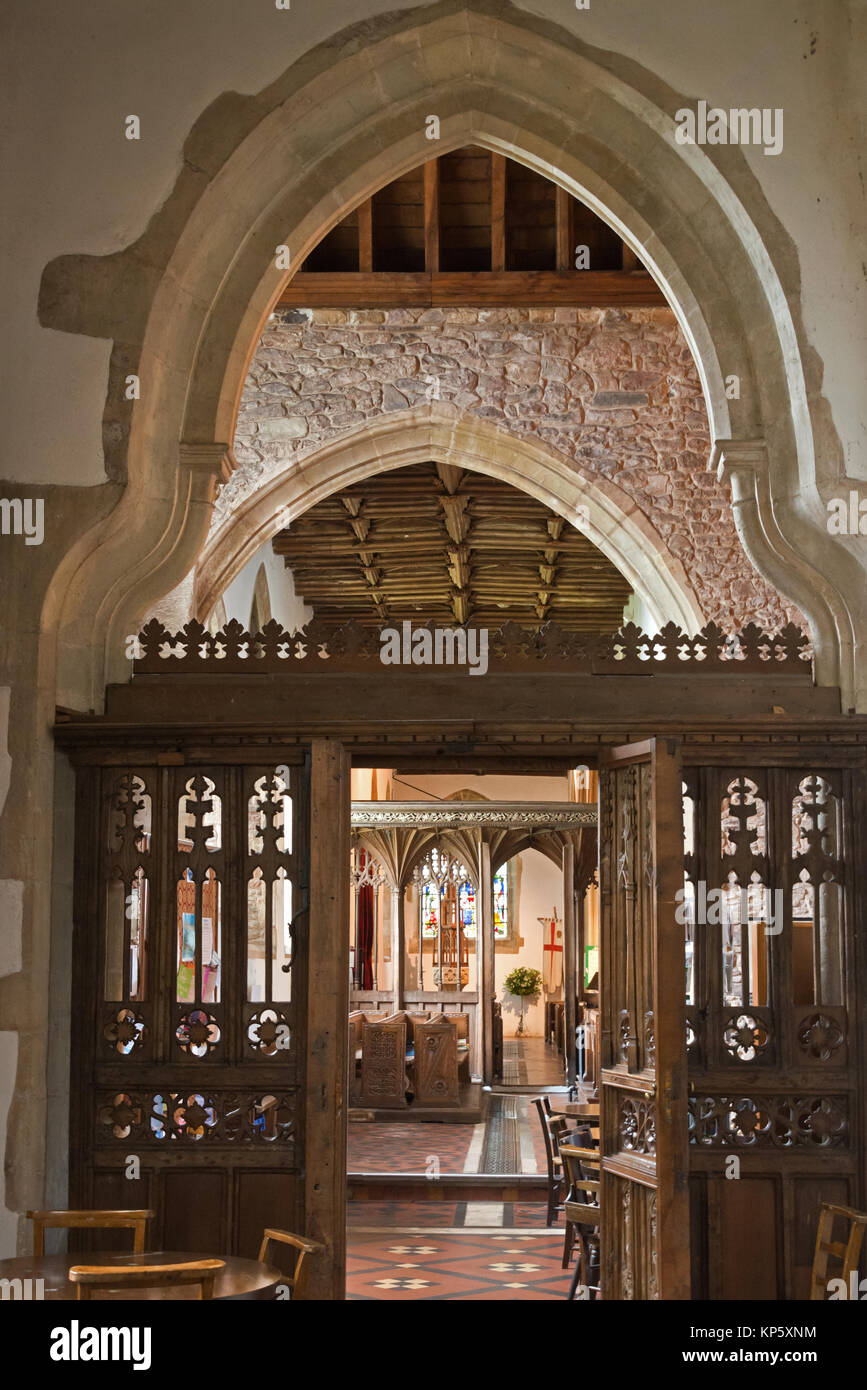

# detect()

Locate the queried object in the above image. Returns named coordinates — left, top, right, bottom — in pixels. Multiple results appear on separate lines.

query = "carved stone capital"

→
left=179, top=441, right=234, bottom=481
left=710, top=438, right=768, bottom=488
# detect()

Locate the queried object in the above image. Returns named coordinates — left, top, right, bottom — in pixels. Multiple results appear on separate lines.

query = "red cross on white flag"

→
left=540, top=911, right=563, bottom=993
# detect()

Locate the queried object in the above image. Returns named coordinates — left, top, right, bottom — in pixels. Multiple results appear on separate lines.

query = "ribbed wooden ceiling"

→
left=272, top=462, right=632, bottom=630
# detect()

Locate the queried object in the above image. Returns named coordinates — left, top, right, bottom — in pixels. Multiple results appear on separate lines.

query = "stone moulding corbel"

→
left=712, top=438, right=851, bottom=702
left=98, top=441, right=233, bottom=695
left=179, top=442, right=235, bottom=485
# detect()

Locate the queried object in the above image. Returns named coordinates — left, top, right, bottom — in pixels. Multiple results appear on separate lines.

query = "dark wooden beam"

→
left=357, top=198, right=373, bottom=273
left=423, top=159, right=440, bottom=274
left=556, top=185, right=572, bottom=274
left=491, top=154, right=506, bottom=272
left=621, top=239, right=640, bottom=271
left=278, top=269, right=666, bottom=308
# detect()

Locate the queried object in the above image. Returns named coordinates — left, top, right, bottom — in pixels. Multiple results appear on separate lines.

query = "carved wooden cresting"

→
left=70, top=758, right=308, bottom=1258
left=132, top=618, right=813, bottom=676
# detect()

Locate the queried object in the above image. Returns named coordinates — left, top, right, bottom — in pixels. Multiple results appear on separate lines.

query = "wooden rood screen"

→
left=70, top=754, right=318, bottom=1266
left=599, top=738, right=866, bottom=1300
left=683, top=752, right=864, bottom=1300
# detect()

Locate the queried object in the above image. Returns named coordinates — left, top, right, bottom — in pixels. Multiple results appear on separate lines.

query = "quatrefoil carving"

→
left=723, top=1012, right=771, bottom=1062
left=104, top=1008, right=146, bottom=1055
left=175, top=1009, right=220, bottom=1057
left=798, top=1013, right=844, bottom=1062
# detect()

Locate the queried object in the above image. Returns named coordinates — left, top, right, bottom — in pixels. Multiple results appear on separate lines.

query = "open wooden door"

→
left=598, top=738, right=690, bottom=1299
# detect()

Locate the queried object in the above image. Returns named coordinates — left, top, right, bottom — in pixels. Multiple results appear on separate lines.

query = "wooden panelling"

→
left=162, top=1170, right=227, bottom=1256
left=235, top=1171, right=300, bottom=1266
left=373, top=170, right=425, bottom=272
left=711, top=1176, right=780, bottom=1300
left=506, top=161, right=555, bottom=271
left=439, top=146, right=492, bottom=272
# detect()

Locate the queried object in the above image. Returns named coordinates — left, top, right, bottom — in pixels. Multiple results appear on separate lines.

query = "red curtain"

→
left=357, top=884, right=374, bottom=990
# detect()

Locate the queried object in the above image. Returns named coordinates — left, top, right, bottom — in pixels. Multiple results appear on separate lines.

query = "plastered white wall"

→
left=220, top=544, right=312, bottom=632
left=495, top=850, right=563, bottom=1038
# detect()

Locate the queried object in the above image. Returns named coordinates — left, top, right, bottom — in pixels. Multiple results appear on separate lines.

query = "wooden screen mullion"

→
left=225, top=765, right=242, bottom=1063
left=705, top=765, right=724, bottom=1067
left=155, top=766, right=172, bottom=1065
left=770, top=768, right=791, bottom=1071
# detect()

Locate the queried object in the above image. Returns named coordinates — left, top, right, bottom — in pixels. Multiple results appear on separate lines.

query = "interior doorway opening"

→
left=344, top=760, right=599, bottom=1301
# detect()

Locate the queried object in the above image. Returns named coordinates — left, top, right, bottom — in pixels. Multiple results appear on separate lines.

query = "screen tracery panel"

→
left=683, top=756, right=861, bottom=1300
left=76, top=756, right=309, bottom=1257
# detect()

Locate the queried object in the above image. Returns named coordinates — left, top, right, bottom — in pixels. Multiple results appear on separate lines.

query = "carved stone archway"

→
left=36, top=2, right=863, bottom=711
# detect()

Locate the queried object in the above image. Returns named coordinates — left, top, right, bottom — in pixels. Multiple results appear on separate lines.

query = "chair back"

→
left=546, top=1114, right=570, bottom=1158
left=810, top=1203, right=867, bottom=1300
left=532, top=1097, right=557, bottom=1177
left=258, top=1228, right=324, bottom=1299
left=562, top=1125, right=595, bottom=1151
left=559, top=1144, right=600, bottom=1214
left=69, top=1258, right=224, bottom=1300
left=27, top=1209, right=154, bottom=1257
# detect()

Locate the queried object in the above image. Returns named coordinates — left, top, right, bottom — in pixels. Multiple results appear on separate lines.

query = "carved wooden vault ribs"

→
left=132, top=618, right=813, bottom=677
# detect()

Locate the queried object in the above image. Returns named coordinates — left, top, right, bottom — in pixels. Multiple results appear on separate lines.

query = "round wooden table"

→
left=0, top=1250, right=285, bottom=1300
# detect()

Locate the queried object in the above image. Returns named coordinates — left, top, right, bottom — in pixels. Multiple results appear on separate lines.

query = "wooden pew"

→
left=413, top=1015, right=459, bottom=1106
left=359, top=1015, right=410, bottom=1108
left=446, top=1011, right=472, bottom=1082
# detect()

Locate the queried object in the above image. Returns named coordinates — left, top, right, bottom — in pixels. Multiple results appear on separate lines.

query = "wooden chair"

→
left=809, top=1202, right=867, bottom=1300
left=532, top=1097, right=564, bottom=1226
left=546, top=1112, right=570, bottom=1160
left=69, top=1258, right=224, bottom=1300
left=27, top=1209, right=154, bottom=1256
left=559, top=1145, right=601, bottom=1300
left=542, top=1095, right=600, bottom=1125
left=258, top=1228, right=324, bottom=1299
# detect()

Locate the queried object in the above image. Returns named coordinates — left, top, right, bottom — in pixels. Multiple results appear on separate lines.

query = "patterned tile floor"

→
left=348, top=1120, right=476, bottom=1174
left=347, top=1229, right=571, bottom=1300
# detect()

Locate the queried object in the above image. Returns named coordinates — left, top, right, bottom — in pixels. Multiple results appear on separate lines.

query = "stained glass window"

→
left=493, top=871, right=508, bottom=939
left=421, top=879, right=439, bottom=937
left=459, top=880, right=476, bottom=936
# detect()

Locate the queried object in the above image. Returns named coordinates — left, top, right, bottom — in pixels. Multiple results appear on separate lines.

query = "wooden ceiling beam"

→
left=277, top=269, right=666, bottom=308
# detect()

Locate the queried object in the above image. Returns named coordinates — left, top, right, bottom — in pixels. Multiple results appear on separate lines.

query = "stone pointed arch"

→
left=193, top=405, right=705, bottom=632
left=38, top=1, right=863, bottom=708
